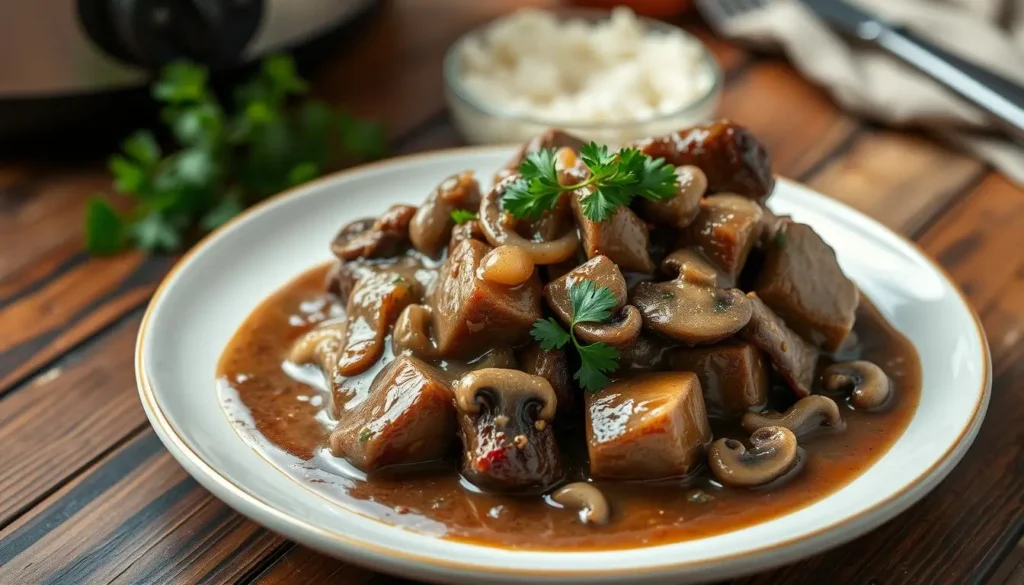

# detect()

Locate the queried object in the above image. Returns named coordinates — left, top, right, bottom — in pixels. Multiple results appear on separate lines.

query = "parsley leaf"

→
left=570, top=280, right=617, bottom=324
left=502, top=142, right=679, bottom=223
left=450, top=209, right=478, bottom=225
left=530, top=280, right=621, bottom=392
left=84, top=198, right=124, bottom=255
left=531, top=318, right=571, bottom=351
left=84, top=54, right=387, bottom=255
left=576, top=342, right=619, bottom=392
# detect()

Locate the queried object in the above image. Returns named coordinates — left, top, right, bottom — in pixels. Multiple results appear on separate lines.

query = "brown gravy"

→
left=217, top=263, right=921, bottom=550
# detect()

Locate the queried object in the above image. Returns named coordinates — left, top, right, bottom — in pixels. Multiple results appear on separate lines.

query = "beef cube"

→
left=586, top=372, right=712, bottom=480
left=667, top=342, right=769, bottom=418
left=630, top=120, right=775, bottom=203
left=755, top=222, right=858, bottom=352
left=678, top=193, right=763, bottom=287
left=330, top=356, right=456, bottom=471
left=544, top=255, right=627, bottom=325
left=430, top=239, right=542, bottom=359
left=739, top=293, right=818, bottom=397
left=571, top=194, right=655, bottom=273
left=519, top=343, right=573, bottom=414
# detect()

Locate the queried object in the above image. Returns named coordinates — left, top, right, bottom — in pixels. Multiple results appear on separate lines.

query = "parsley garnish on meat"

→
left=450, top=209, right=478, bottom=224
left=502, top=142, right=678, bottom=223
left=530, top=280, right=621, bottom=392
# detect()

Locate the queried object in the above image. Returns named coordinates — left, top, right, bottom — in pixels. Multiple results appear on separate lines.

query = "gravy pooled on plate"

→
left=218, top=122, right=921, bottom=550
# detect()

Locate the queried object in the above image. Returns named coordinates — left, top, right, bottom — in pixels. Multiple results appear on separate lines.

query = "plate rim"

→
left=135, top=145, right=992, bottom=581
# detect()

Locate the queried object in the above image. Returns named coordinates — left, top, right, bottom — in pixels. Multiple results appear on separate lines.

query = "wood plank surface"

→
left=1, top=1, right=1022, bottom=584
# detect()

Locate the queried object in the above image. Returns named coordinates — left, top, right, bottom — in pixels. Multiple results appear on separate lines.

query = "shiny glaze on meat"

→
left=217, top=263, right=921, bottom=550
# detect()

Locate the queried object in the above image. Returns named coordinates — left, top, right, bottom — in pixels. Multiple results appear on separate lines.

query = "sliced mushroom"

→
left=288, top=322, right=344, bottom=371
left=551, top=482, right=610, bottom=525
left=337, top=271, right=420, bottom=376
left=410, top=171, right=482, bottom=258
left=708, top=426, right=801, bottom=488
left=393, top=304, right=438, bottom=359
left=576, top=305, right=642, bottom=348
left=741, top=395, right=845, bottom=438
left=631, top=277, right=752, bottom=345
left=479, top=177, right=580, bottom=265
left=477, top=245, right=536, bottom=286
left=638, top=165, right=707, bottom=229
left=822, top=361, right=893, bottom=411
left=660, top=248, right=723, bottom=287
left=331, top=204, right=417, bottom=261
left=455, top=368, right=557, bottom=422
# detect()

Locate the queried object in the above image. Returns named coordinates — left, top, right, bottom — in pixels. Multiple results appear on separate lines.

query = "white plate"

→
left=137, top=147, right=991, bottom=584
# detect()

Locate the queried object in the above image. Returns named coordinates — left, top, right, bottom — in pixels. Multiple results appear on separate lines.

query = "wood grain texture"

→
left=0, top=316, right=146, bottom=528
left=805, top=129, right=986, bottom=235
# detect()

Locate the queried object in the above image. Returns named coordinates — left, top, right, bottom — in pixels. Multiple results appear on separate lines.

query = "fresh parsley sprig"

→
left=531, top=280, right=621, bottom=392
left=85, top=55, right=387, bottom=255
left=503, top=142, right=678, bottom=223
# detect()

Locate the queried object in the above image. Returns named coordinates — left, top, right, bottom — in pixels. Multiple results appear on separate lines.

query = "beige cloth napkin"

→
left=715, top=0, right=1024, bottom=184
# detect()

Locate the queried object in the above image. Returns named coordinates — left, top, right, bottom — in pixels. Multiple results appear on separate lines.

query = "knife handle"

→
left=863, top=21, right=1024, bottom=139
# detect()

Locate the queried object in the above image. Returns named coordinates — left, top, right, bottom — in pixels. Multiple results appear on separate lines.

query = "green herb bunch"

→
left=531, top=280, right=622, bottom=392
left=502, top=143, right=679, bottom=223
left=86, top=55, right=386, bottom=254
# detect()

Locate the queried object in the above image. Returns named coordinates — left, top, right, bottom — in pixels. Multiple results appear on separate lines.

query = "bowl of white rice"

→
left=444, top=7, right=722, bottom=146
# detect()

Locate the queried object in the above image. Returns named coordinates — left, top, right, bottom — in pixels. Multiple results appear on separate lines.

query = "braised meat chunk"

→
left=755, top=222, right=858, bottom=352
left=330, top=356, right=456, bottom=471
left=430, top=239, right=543, bottom=359
left=677, top=193, right=763, bottom=287
left=739, top=293, right=819, bottom=397
left=667, top=342, right=769, bottom=418
left=331, top=204, right=417, bottom=261
left=571, top=193, right=655, bottom=273
left=630, top=120, right=775, bottom=203
left=586, top=372, right=712, bottom=480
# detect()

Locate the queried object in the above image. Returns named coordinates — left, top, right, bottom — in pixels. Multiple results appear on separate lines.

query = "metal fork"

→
left=694, top=0, right=769, bottom=32
left=693, top=0, right=1024, bottom=140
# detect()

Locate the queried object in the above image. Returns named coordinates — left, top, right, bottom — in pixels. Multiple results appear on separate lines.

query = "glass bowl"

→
left=443, top=9, right=723, bottom=147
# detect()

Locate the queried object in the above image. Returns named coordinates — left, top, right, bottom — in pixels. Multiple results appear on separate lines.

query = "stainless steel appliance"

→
left=0, top=0, right=379, bottom=140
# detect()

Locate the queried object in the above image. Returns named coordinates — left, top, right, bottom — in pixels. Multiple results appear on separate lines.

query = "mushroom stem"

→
left=822, top=361, right=892, bottom=411
left=455, top=368, right=558, bottom=422
left=708, top=426, right=801, bottom=488
left=392, top=304, right=439, bottom=359
left=741, top=395, right=844, bottom=438
left=551, top=482, right=610, bottom=525
left=479, top=178, right=579, bottom=265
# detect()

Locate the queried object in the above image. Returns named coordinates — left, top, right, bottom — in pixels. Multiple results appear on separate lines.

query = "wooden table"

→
left=2, top=1, right=1023, bottom=583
